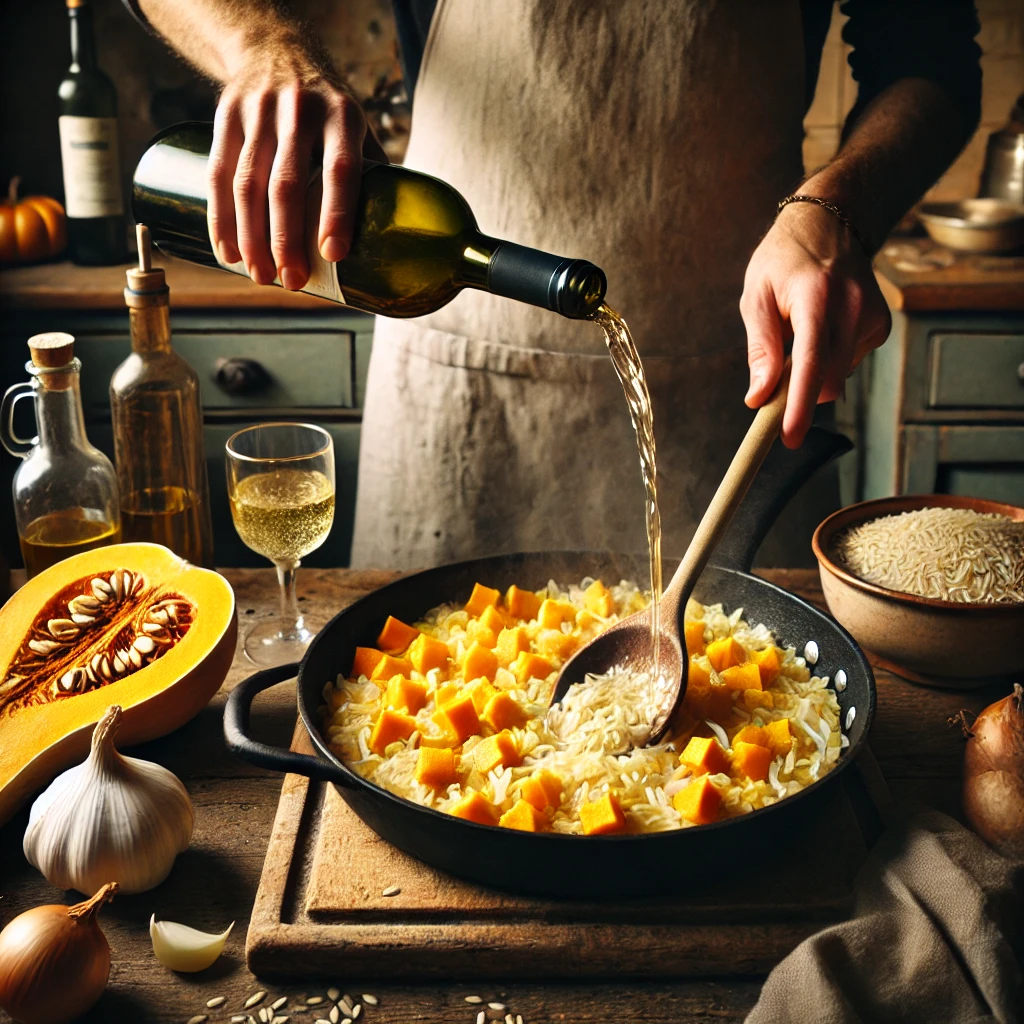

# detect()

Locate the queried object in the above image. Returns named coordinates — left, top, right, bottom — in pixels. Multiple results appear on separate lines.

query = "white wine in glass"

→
left=226, top=423, right=335, bottom=666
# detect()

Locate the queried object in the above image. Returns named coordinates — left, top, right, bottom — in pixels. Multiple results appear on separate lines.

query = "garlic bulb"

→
left=24, top=705, right=194, bottom=894
left=150, top=916, right=234, bottom=972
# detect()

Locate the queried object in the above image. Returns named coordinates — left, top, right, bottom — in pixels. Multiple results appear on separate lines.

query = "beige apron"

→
left=351, top=0, right=835, bottom=570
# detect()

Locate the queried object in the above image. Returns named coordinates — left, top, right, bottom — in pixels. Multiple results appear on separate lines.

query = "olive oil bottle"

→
left=109, top=226, right=214, bottom=567
left=1, top=333, right=121, bottom=577
left=133, top=122, right=606, bottom=320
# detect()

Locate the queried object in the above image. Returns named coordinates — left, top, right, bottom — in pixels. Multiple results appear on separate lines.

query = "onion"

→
left=960, top=683, right=1024, bottom=857
left=0, top=882, right=117, bottom=1024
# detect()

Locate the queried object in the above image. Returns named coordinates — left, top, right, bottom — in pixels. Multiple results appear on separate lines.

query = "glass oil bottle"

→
left=1, top=333, right=121, bottom=577
left=110, top=225, right=214, bottom=567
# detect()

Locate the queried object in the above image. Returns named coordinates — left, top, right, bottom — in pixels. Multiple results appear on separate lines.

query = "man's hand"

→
left=210, top=49, right=387, bottom=290
left=740, top=202, right=890, bottom=448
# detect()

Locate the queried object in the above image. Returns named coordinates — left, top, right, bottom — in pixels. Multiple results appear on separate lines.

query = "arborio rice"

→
left=321, top=578, right=844, bottom=834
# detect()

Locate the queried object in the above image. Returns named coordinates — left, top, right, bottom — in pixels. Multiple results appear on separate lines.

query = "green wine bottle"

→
left=58, top=0, right=126, bottom=266
left=132, top=122, right=606, bottom=320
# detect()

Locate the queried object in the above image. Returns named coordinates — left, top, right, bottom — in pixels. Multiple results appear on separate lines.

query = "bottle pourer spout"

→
left=125, top=223, right=168, bottom=303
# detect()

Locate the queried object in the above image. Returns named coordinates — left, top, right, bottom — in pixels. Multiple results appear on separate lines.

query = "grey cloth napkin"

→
left=747, top=811, right=1023, bottom=1024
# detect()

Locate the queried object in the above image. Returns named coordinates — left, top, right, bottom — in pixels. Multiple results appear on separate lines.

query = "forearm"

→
left=799, top=77, right=971, bottom=254
left=136, top=0, right=329, bottom=85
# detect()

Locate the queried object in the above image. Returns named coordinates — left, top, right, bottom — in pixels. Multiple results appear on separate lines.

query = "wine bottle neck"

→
left=466, top=237, right=607, bottom=320
left=69, top=6, right=97, bottom=71
left=129, top=306, right=173, bottom=353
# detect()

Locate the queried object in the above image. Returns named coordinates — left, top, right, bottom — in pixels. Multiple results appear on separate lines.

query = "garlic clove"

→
left=149, top=915, right=234, bottom=972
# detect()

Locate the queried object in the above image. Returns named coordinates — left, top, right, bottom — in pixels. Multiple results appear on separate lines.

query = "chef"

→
left=125, top=0, right=981, bottom=569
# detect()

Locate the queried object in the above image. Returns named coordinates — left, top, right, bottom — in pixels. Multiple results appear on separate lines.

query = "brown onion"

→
left=0, top=882, right=117, bottom=1024
left=962, top=683, right=1024, bottom=858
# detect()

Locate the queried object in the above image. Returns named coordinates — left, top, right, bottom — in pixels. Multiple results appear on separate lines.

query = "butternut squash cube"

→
left=465, top=582, right=501, bottom=617
left=706, top=636, right=746, bottom=672
left=472, top=730, right=521, bottom=774
left=536, top=629, right=580, bottom=662
left=415, top=746, right=457, bottom=790
left=719, top=662, right=763, bottom=692
left=583, top=579, right=614, bottom=618
left=385, top=675, right=428, bottom=715
left=732, top=741, right=773, bottom=782
left=521, top=770, right=563, bottom=811
left=376, top=615, right=420, bottom=654
left=436, top=681, right=462, bottom=707
left=351, top=646, right=385, bottom=679
left=679, top=735, right=730, bottom=776
left=370, top=654, right=413, bottom=681
left=495, top=626, right=531, bottom=668
left=418, top=717, right=459, bottom=748
left=537, top=599, right=578, bottom=630
left=684, top=619, right=707, bottom=656
left=732, top=724, right=768, bottom=747
left=743, top=688, right=775, bottom=710
left=462, top=641, right=499, bottom=682
left=408, top=633, right=450, bottom=675
left=511, top=651, right=556, bottom=685
left=580, top=792, right=626, bottom=835
left=687, top=656, right=712, bottom=691
left=750, top=645, right=782, bottom=686
left=450, top=791, right=499, bottom=826
left=505, top=584, right=542, bottom=621
left=499, top=798, right=546, bottom=832
left=763, top=718, right=793, bottom=756
left=466, top=620, right=499, bottom=649
left=369, top=708, right=417, bottom=756
left=467, top=677, right=499, bottom=714
left=482, top=690, right=528, bottom=732
left=479, top=604, right=507, bottom=636
left=440, top=694, right=481, bottom=743
left=673, top=776, right=722, bottom=825
left=575, top=609, right=602, bottom=630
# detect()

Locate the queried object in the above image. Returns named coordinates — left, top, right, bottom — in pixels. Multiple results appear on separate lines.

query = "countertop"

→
left=0, top=567, right=1002, bottom=1024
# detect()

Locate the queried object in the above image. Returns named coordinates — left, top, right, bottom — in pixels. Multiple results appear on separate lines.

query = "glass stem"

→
left=276, top=560, right=303, bottom=635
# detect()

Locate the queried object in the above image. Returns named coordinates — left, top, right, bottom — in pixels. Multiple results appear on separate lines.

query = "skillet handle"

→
left=223, top=663, right=354, bottom=787
left=712, top=424, right=853, bottom=574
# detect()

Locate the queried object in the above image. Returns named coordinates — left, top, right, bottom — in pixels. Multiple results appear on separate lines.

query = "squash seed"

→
left=207, top=997, right=227, bottom=1008
left=245, top=992, right=267, bottom=1009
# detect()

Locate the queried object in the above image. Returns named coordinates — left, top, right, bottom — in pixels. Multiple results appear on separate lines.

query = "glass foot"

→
left=243, top=617, right=315, bottom=667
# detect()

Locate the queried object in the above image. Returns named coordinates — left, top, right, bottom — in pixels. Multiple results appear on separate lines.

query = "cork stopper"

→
left=125, top=225, right=169, bottom=307
left=28, top=332, right=75, bottom=369
left=27, top=332, right=76, bottom=390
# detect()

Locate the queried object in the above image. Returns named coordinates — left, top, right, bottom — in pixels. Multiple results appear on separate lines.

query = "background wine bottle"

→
left=132, top=122, right=606, bottom=320
left=58, top=0, right=126, bottom=265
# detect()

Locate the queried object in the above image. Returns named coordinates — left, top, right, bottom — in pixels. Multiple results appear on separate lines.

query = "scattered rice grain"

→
left=272, top=1017, right=289, bottom=1024
left=488, top=1004, right=506, bottom=1013
left=273, top=997, right=289, bottom=1011
left=327, top=988, right=340, bottom=1002
left=329, top=1007, right=340, bottom=1023
left=382, top=884, right=401, bottom=896
left=362, top=994, right=378, bottom=1006
left=186, top=1017, right=207, bottom=1024
left=307, top=997, right=324, bottom=1006
left=207, top=998, right=226, bottom=1009
left=246, top=993, right=267, bottom=1010
left=465, top=996, right=483, bottom=1004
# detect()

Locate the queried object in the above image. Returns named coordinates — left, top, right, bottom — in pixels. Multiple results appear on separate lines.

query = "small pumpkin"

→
left=0, top=177, right=68, bottom=265
left=0, top=543, right=236, bottom=825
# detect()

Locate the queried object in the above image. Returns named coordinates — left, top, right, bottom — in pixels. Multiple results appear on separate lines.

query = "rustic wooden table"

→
left=0, top=568, right=1000, bottom=1024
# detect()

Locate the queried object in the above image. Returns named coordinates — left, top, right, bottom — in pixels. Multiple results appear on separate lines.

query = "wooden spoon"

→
left=550, top=364, right=792, bottom=745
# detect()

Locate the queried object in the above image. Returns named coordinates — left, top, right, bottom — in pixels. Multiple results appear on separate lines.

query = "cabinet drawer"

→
left=74, top=331, right=355, bottom=417
left=927, top=332, right=1024, bottom=409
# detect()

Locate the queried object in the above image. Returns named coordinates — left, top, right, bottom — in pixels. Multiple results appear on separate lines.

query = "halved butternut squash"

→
left=0, top=543, right=236, bottom=826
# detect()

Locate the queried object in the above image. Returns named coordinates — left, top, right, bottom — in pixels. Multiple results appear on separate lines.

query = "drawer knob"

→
left=1018, top=361, right=1024, bottom=384
left=213, top=357, right=272, bottom=395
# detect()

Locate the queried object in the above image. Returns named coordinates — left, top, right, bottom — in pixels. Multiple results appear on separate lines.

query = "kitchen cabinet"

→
left=864, top=240, right=1024, bottom=504
left=0, top=259, right=373, bottom=567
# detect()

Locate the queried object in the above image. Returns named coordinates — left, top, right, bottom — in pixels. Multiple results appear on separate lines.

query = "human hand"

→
left=740, top=201, right=891, bottom=448
left=208, top=45, right=387, bottom=290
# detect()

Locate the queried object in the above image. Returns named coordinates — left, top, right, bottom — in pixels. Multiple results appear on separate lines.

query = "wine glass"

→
left=226, top=423, right=335, bottom=666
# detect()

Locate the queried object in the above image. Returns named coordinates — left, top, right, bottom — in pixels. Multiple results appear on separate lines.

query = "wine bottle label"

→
left=208, top=171, right=347, bottom=304
left=58, top=116, right=124, bottom=218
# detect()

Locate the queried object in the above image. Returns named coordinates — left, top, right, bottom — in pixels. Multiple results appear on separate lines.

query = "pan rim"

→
left=296, top=553, right=877, bottom=844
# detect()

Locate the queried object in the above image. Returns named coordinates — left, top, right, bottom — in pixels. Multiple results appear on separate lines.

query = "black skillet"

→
left=224, top=427, right=875, bottom=899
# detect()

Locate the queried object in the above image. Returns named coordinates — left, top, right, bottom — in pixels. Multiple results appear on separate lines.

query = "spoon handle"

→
left=662, top=362, right=792, bottom=616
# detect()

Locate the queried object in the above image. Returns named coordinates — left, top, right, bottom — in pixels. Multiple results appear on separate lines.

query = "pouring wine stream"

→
left=550, top=363, right=792, bottom=746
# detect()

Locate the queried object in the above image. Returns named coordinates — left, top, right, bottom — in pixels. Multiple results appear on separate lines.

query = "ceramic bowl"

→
left=917, top=198, right=1024, bottom=253
left=812, top=495, right=1024, bottom=688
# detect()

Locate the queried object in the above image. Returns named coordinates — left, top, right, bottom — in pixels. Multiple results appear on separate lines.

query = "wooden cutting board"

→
left=246, top=722, right=888, bottom=979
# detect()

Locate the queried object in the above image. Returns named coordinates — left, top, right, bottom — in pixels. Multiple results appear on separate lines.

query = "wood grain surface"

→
left=0, top=568, right=1003, bottom=1024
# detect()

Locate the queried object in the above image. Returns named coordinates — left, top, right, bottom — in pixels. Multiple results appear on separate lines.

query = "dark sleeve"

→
left=839, top=0, right=982, bottom=142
